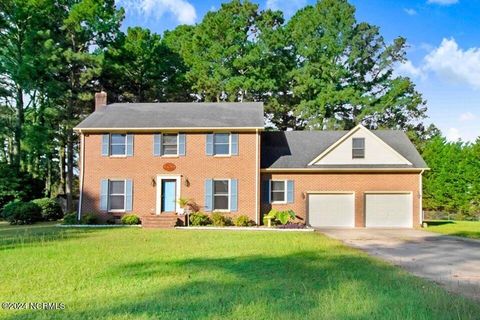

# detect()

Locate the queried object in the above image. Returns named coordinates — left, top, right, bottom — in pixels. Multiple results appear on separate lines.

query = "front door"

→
left=161, top=179, right=177, bottom=213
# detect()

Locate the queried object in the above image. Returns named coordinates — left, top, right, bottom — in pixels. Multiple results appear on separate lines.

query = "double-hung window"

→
left=110, top=134, right=127, bottom=156
left=109, top=180, right=126, bottom=211
left=213, top=180, right=229, bottom=210
left=162, top=134, right=178, bottom=155
left=271, top=180, right=286, bottom=203
left=214, top=133, right=230, bottom=155
left=352, top=138, right=365, bottom=159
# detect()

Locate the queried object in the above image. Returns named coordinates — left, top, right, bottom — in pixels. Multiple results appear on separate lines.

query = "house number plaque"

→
left=163, top=163, right=176, bottom=172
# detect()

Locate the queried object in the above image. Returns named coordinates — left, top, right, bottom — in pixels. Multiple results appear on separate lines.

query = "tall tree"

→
left=101, top=26, right=191, bottom=103
left=57, top=0, right=123, bottom=211
left=287, top=0, right=426, bottom=130
left=0, top=0, right=58, bottom=167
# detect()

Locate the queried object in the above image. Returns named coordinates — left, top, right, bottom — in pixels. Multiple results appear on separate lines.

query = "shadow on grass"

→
left=6, top=251, right=479, bottom=319
left=0, top=224, right=102, bottom=250
left=424, top=220, right=455, bottom=226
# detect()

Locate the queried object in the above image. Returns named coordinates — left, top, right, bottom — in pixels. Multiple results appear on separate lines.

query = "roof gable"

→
left=308, top=125, right=412, bottom=166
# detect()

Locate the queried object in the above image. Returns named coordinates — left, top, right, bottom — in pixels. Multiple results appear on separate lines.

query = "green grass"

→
left=425, top=220, right=480, bottom=240
left=0, top=223, right=479, bottom=319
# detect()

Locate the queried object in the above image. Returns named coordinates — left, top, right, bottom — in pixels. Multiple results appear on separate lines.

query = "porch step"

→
left=141, top=214, right=180, bottom=228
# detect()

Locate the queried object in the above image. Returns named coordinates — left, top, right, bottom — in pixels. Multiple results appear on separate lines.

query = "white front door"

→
left=365, top=193, right=413, bottom=228
left=308, top=193, right=355, bottom=228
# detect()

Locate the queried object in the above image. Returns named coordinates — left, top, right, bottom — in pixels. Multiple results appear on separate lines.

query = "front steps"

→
left=142, top=214, right=180, bottom=228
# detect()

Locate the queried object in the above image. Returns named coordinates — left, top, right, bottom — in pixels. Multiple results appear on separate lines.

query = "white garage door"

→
left=365, top=193, right=413, bottom=228
left=308, top=193, right=355, bottom=228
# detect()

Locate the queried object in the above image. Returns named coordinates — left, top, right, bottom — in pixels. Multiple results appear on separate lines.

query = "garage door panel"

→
left=365, top=193, right=412, bottom=228
left=308, top=193, right=355, bottom=228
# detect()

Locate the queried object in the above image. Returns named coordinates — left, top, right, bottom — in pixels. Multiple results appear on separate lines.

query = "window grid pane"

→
left=162, top=134, right=178, bottom=155
left=271, top=192, right=285, bottom=202
left=109, top=180, right=125, bottom=210
left=271, top=181, right=285, bottom=192
left=110, top=134, right=126, bottom=155
left=214, top=133, right=230, bottom=155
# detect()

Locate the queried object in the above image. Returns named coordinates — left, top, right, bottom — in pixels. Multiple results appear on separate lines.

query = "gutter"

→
left=255, top=129, right=259, bottom=225
left=74, top=127, right=265, bottom=133
left=261, top=168, right=430, bottom=173
left=77, top=133, right=85, bottom=221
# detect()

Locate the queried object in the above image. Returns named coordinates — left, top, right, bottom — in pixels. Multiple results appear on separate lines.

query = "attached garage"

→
left=308, top=193, right=355, bottom=228
left=365, top=192, right=413, bottom=228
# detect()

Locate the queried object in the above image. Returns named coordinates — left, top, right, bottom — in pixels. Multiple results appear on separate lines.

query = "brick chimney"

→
left=95, top=91, right=107, bottom=111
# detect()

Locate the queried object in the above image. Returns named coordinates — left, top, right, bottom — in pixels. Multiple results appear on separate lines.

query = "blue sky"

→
left=116, top=0, right=479, bottom=142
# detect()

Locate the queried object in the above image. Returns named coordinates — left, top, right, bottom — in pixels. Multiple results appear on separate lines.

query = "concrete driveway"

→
left=318, top=228, right=480, bottom=301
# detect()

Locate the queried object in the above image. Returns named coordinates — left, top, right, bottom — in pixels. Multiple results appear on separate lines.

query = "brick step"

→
left=141, top=215, right=179, bottom=228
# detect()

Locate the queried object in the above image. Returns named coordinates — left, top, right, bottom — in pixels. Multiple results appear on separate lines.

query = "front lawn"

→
left=0, top=224, right=479, bottom=319
left=425, top=220, right=480, bottom=240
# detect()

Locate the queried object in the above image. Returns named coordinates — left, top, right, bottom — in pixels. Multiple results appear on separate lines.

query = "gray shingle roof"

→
left=261, top=130, right=428, bottom=169
left=74, top=102, right=264, bottom=130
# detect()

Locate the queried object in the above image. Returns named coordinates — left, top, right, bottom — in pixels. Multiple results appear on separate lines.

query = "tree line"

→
left=0, top=0, right=478, bottom=218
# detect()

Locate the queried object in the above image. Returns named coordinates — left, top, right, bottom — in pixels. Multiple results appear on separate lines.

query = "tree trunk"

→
left=13, top=85, right=24, bottom=168
left=66, top=130, right=75, bottom=212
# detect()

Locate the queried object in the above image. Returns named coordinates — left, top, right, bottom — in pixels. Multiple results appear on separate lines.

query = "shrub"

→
left=121, top=214, right=141, bottom=225
left=32, top=198, right=63, bottom=221
left=211, top=212, right=232, bottom=226
left=81, top=213, right=98, bottom=225
left=234, top=215, right=253, bottom=227
left=276, top=209, right=296, bottom=225
left=189, top=212, right=211, bottom=226
left=263, top=209, right=296, bottom=226
left=63, top=212, right=79, bottom=225
left=2, top=201, right=42, bottom=225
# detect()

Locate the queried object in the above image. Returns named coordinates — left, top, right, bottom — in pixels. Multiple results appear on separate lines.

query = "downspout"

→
left=255, top=129, right=259, bottom=225
left=77, top=132, right=85, bottom=221
left=419, top=169, right=424, bottom=226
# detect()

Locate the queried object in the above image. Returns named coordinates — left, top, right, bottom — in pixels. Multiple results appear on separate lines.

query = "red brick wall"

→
left=261, top=172, right=421, bottom=227
left=80, top=132, right=260, bottom=223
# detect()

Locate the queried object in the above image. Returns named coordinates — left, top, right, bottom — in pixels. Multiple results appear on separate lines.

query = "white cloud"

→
left=459, top=112, right=476, bottom=122
left=424, top=38, right=480, bottom=90
left=427, top=0, right=459, bottom=5
left=446, top=128, right=461, bottom=141
left=117, top=0, right=197, bottom=24
left=266, top=0, right=306, bottom=16
left=404, top=8, right=417, bottom=16
left=395, top=60, right=425, bottom=79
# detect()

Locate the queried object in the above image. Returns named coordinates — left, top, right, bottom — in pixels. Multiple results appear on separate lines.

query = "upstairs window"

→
left=214, top=133, right=230, bottom=155
left=162, top=134, right=178, bottom=155
left=352, top=138, right=365, bottom=159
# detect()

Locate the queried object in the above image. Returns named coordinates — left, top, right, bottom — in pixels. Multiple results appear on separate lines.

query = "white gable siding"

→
left=313, top=127, right=411, bottom=165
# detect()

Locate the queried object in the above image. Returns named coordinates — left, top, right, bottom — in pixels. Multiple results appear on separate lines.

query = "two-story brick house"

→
left=74, top=92, right=428, bottom=228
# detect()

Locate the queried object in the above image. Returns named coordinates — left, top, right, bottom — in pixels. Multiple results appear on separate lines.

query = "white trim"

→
left=306, top=191, right=356, bottom=194
left=419, top=170, right=424, bottom=225
left=270, top=180, right=287, bottom=204
left=77, top=133, right=85, bottom=220
left=156, top=175, right=182, bottom=214
left=307, top=124, right=412, bottom=166
left=255, top=129, right=259, bottom=225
